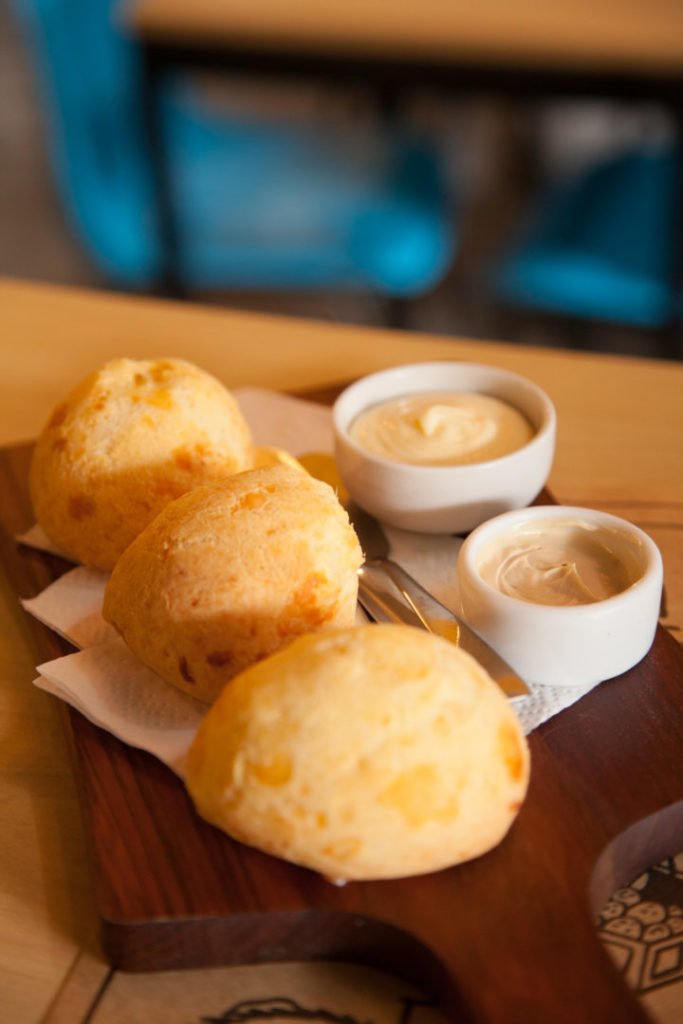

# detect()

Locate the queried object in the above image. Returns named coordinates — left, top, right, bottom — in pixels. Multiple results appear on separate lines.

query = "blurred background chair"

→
left=16, top=0, right=456, bottom=299
left=492, top=145, right=680, bottom=330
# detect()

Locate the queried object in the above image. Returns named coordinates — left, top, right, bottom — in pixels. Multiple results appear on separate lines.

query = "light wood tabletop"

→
left=125, top=0, right=683, bottom=77
left=1, top=278, right=682, bottom=1022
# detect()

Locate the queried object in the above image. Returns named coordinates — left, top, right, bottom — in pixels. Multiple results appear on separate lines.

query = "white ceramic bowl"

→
left=333, top=361, right=556, bottom=533
left=457, top=505, right=663, bottom=689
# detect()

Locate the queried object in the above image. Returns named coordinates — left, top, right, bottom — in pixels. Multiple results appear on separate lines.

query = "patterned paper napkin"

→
left=20, top=388, right=596, bottom=776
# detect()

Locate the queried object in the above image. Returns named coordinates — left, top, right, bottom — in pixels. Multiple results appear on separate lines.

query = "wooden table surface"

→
left=1, top=277, right=682, bottom=1022
left=125, top=0, right=683, bottom=76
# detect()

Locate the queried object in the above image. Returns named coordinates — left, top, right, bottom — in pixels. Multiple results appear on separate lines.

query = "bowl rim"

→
left=332, top=361, right=557, bottom=475
left=458, top=504, right=663, bottom=618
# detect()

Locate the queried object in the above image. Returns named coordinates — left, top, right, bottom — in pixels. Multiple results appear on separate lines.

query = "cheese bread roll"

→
left=29, top=357, right=253, bottom=570
left=103, top=464, right=363, bottom=703
left=185, top=624, right=530, bottom=880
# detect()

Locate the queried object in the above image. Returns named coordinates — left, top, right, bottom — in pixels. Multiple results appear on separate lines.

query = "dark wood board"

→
left=2, top=391, right=682, bottom=1023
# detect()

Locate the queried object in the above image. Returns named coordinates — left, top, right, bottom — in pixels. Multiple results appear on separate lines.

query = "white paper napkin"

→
left=22, top=566, right=114, bottom=647
left=36, top=639, right=205, bottom=774
left=21, top=388, right=596, bottom=776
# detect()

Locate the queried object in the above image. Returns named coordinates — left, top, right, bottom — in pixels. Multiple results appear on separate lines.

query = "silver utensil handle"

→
left=372, top=558, right=459, bottom=626
left=359, top=559, right=529, bottom=699
left=359, top=559, right=461, bottom=642
left=358, top=564, right=428, bottom=630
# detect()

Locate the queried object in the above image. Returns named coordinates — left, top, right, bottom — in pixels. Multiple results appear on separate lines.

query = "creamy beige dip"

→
left=349, top=392, right=534, bottom=466
left=478, top=519, right=641, bottom=606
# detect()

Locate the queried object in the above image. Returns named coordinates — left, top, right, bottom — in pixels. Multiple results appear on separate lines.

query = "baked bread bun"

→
left=29, top=358, right=253, bottom=570
left=185, top=624, right=530, bottom=880
left=103, top=464, right=363, bottom=703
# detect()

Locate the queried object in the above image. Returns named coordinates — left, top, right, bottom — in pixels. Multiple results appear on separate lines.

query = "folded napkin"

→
left=22, top=388, right=595, bottom=777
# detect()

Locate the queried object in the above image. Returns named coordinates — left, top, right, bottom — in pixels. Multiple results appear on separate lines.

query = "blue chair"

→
left=493, top=147, right=679, bottom=329
left=16, top=0, right=455, bottom=298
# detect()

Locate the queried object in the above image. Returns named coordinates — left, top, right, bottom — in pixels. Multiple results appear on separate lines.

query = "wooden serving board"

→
left=2, top=410, right=683, bottom=1024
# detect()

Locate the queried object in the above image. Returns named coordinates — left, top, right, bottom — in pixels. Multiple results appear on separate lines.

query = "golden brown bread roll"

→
left=103, top=464, right=363, bottom=703
left=184, top=624, right=530, bottom=880
left=29, top=357, right=253, bottom=570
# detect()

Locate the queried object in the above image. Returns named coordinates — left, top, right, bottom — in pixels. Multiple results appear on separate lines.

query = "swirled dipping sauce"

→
left=349, top=392, right=534, bottom=467
left=478, top=519, right=643, bottom=606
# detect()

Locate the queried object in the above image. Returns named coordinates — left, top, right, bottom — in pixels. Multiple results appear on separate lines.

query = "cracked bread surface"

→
left=103, top=463, right=363, bottom=703
left=29, top=357, right=253, bottom=570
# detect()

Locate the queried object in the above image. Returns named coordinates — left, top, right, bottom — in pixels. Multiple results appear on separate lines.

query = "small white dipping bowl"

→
left=333, top=361, right=556, bottom=533
left=457, top=505, right=663, bottom=689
